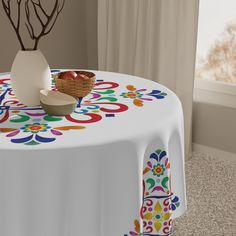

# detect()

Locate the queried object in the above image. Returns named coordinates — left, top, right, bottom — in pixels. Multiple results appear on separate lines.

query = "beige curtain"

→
left=98, top=0, right=199, bottom=160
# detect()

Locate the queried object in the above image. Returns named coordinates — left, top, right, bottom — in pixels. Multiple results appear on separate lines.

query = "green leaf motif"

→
left=24, top=140, right=40, bottom=145
left=10, top=115, right=30, bottom=123
left=146, top=178, right=155, bottom=190
left=160, top=93, right=167, bottom=96
left=95, top=90, right=115, bottom=95
left=44, top=115, right=63, bottom=122
left=97, top=97, right=118, bottom=102
left=161, top=176, right=169, bottom=189
left=155, top=149, right=161, bottom=155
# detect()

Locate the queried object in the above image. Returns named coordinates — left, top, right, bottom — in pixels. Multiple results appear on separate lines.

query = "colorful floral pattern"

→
left=3, top=124, right=85, bottom=146
left=121, top=91, right=143, bottom=99
left=125, top=149, right=180, bottom=236
left=0, top=71, right=168, bottom=146
left=152, top=164, right=165, bottom=177
left=121, top=85, right=167, bottom=107
left=21, top=123, right=50, bottom=133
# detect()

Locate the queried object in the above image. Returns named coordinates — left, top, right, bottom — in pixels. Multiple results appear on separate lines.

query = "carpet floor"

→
left=173, top=152, right=236, bottom=236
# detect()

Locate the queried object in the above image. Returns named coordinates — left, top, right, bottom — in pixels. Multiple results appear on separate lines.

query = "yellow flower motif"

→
left=152, top=164, right=165, bottom=177
left=121, top=91, right=142, bottom=99
left=143, top=202, right=171, bottom=232
left=21, top=123, right=50, bottom=134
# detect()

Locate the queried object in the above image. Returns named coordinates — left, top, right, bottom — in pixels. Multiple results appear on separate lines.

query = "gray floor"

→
left=173, top=152, right=236, bottom=236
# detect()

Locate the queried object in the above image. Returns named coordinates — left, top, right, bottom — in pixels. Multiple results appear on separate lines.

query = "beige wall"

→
left=0, top=0, right=98, bottom=73
left=193, top=101, right=236, bottom=153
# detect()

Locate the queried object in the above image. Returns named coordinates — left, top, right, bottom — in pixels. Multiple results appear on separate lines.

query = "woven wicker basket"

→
left=55, top=71, right=96, bottom=98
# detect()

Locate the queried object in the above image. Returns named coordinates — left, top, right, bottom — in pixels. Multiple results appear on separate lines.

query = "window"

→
left=194, top=0, right=236, bottom=107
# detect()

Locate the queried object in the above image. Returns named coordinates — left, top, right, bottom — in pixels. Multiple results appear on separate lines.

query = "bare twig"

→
left=16, top=0, right=21, bottom=30
left=44, top=0, right=65, bottom=35
left=27, top=0, right=65, bottom=50
left=25, top=0, right=36, bottom=40
left=2, top=0, right=25, bottom=50
left=2, top=0, right=65, bottom=50
left=32, top=0, right=49, bottom=18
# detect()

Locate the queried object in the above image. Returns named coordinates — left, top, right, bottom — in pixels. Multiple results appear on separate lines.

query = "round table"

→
left=0, top=70, right=186, bottom=236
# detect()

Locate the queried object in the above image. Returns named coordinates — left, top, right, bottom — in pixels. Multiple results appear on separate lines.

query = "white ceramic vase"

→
left=11, top=50, right=52, bottom=106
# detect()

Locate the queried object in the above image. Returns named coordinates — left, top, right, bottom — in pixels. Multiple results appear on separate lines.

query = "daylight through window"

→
left=196, top=0, right=236, bottom=84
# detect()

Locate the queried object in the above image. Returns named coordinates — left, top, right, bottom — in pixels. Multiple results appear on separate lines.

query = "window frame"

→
left=194, top=79, right=236, bottom=108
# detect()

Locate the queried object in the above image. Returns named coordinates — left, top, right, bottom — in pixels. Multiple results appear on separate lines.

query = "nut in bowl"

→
left=55, top=71, right=96, bottom=98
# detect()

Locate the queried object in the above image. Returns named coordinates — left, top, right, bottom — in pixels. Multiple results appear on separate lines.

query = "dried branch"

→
left=32, top=3, right=44, bottom=27
left=2, top=0, right=65, bottom=50
left=16, top=0, right=21, bottom=30
left=25, top=0, right=36, bottom=40
left=26, top=0, right=65, bottom=50
left=44, top=0, right=65, bottom=35
left=2, top=0, right=25, bottom=50
left=32, top=0, right=49, bottom=18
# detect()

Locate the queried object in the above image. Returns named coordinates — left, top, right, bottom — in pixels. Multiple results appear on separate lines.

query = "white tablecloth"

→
left=0, top=70, right=186, bottom=236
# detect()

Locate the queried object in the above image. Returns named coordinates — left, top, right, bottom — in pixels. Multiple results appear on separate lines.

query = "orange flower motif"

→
left=21, top=123, right=50, bottom=133
left=152, top=164, right=165, bottom=177
left=121, top=91, right=142, bottom=99
left=121, top=85, right=144, bottom=107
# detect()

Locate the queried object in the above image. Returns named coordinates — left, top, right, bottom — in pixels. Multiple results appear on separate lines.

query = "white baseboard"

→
left=193, top=143, right=236, bottom=161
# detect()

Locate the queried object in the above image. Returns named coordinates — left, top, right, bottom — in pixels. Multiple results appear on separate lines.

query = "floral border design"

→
left=0, top=71, right=168, bottom=145
left=121, top=85, right=167, bottom=107
left=125, top=149, right=180, bottom=236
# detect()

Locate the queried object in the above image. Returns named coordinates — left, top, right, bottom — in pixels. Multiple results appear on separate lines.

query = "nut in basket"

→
left=55, top=71, right=96, bottom=98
